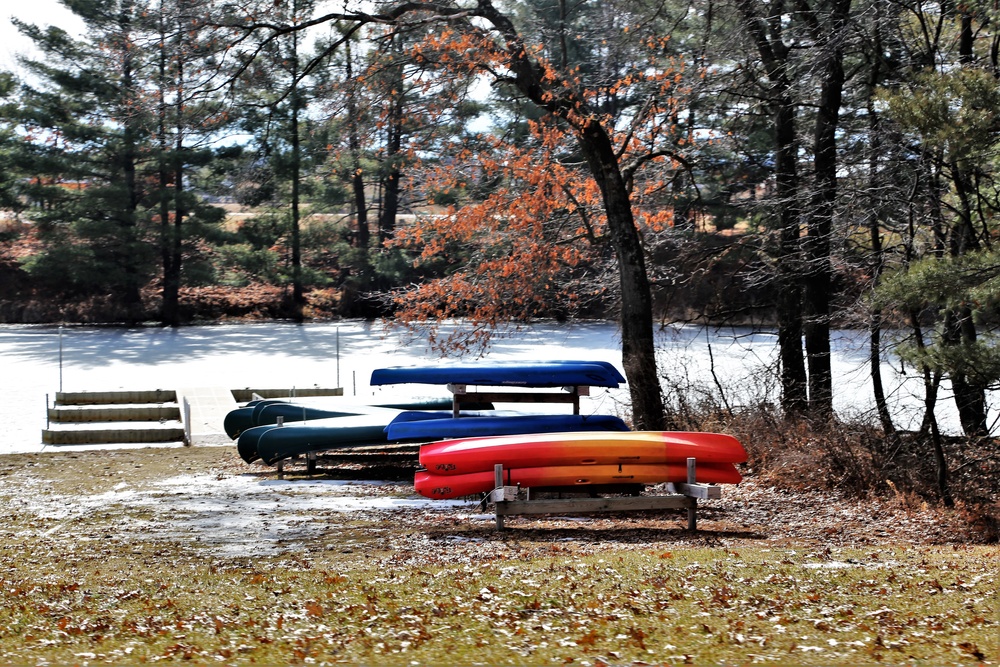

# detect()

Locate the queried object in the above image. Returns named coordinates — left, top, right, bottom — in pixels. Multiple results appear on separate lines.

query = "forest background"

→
left=0, top=0, right=998, bottom=536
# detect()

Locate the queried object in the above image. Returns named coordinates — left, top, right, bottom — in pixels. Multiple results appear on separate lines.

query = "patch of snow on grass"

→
left=20, top=472, right=478, bottom=556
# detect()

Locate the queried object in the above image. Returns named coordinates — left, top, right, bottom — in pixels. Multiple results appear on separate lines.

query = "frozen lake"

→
left=0, top=320, right=988, bottom=454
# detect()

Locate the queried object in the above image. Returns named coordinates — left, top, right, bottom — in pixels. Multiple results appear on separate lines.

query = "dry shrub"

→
left=177, top=284, right=292, bottom=321
left=684, top=401, right=1000, bottom=542
left=302, top=288, right=342, bottom=318
left=720, top=410, right=890, bottom=496
left=955, top=501, right=1000, bottom=543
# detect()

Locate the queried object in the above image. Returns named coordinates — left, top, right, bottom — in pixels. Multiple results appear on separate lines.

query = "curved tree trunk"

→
left=472, top=0, right=666, bottom=430
left=577, top=121, right=665, bottom=431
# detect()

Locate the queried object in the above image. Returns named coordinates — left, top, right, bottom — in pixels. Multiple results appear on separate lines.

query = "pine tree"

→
left=12, top=0, right=157, bottom=320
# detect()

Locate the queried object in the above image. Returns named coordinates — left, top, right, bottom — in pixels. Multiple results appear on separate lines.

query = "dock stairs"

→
left=43, top=387, right=343, bottom=446
left=44, top=390, right=185, bottom=445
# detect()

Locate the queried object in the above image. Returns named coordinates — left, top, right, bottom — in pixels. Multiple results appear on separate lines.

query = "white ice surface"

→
left=0, top=320, right=629, bottom=454
left=0, top=319, right=984, bottom=455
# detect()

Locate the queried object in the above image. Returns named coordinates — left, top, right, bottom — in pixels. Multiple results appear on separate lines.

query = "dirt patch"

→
left=0, top=445, right=989, bottom=552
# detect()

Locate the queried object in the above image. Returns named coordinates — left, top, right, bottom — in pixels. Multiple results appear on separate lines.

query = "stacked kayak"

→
left=234, top=408, right=630, bottom=465
left=237, top=413, right=402, bottom=465
left=386, top=413, right=628, bottom=441
left=228, top=360, right=632, bottom=467
left=224, top=396, right=460, bottom=440
left=414, top=431, right=747, bottom=499
left=223, top=362, right=747, bottom=496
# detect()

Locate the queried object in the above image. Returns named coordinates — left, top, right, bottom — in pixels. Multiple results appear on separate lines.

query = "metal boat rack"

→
left=486, top=457, right=721, bottom=530
left=445, top=382, right=590, bottom=416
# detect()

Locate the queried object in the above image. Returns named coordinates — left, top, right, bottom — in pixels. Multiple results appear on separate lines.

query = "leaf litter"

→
left=0, top=446, right=995, bottom=665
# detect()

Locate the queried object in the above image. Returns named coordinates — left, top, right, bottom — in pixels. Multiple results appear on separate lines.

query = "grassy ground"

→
left=0, top=446, right=996, bottom=665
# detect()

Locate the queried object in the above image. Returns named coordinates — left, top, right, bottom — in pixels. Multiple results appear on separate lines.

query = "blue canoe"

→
left=226, top=404, right=356, bottom=440
left=237, top=408, right=511, bottom=463
left=370, top=360, right=626, bottom=388
left=238, top=413, right=397, bottom=464
left=385, top=413, right=630, bottom=441
left=224, top=396, right=475, bottom=439
left=252, top=415, right=397, bottom=466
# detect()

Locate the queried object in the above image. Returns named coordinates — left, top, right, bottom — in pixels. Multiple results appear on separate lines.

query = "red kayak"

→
left=419, top=430, right=747, bottom=476
left=415, top=461, right=742, bottom=499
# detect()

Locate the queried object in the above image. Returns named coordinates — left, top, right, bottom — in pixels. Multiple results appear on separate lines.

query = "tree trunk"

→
left=943, top=308, right=988, bottom=437
left=379, top=36, right=404, bottom=244
left=415, top=0, right=668, bottom=429
left=802, top=0, right=849, bottom=421
left=290, top=94, right=304, bottom=321
left=578, top=121, right=665, bottom=431
left=734, top=0, right=808, bottom=416
left=944, top=164, right=986, bottom=436
left=289, top=16, right=304, bottom=321
left=774, top=100, right=808, bottom=417
left=168, top=61, right=185, bottom=328
left=345, top=38, right=369, bottom=251
left=118, top=3, right=143, bottom=319
left=157, top=5, right=178, bottom=327
left=864, top=11, right=897, bottom=442
left=163, top=17, right=184, bottom=327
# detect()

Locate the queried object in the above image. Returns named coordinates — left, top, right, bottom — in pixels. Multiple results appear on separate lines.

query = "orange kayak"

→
left=419, top=430, right=747, bottom=475
left=414, top=461, right=742, bottom=500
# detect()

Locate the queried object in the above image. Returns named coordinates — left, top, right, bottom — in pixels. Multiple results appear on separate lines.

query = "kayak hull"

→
left=387, top=413, right=629, bottom=441
left=418, top=431, right=747, bottom=475
left=238, top=413, right=399, bottom=464
left=224, top=396, right=465, bottom=439
left=371, top=360, right=625, bottom=388
left=254, top=421, right=391, bottom=466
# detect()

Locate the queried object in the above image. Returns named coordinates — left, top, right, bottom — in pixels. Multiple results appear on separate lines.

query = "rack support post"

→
left=687, top=457, right=697, bottom=531
left=494, top=464, right=505, bottom=530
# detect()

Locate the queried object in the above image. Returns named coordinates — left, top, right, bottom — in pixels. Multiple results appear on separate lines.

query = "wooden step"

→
left=230, top=387, right=343, bottom=402
left=42, top=424, right=186, bottom=445
left=48, top=404, right=181, bottom=423
left=56, top=390, right=177, bottom=406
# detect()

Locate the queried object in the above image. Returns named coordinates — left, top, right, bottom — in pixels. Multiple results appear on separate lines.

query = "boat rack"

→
left=446, top=382, right=589, bottom=417
left=486, top=457, right=721, bottom=530
left=273, top=442, right=420, bottom=479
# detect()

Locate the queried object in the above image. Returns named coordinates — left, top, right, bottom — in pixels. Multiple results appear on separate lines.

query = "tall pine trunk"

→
left=802, top=0, right=849, bottom=421
left=288, top=12, right=305, bottom=321
left=735, top=0, right=808, bottom=417
left=379, top=36, right=404, bottom=245
left=345, top=38, right=369, bottom=253
left=119, top=8, right=144, bottom=321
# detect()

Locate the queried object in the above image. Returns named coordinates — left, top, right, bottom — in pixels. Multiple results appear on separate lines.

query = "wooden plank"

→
left=230, top=388, right=344, bottom=402
left=677, top=483, right=722, bottom=500
left=454, top=391, right=581, bottom=416
left=48, top=405, right=180, bottom=422
left=57, top=390, right=177, bottom=405
left=687, top=457, right=697, bottom=530
left=42, top=427, right=186, bottom=445
left=495, top=495, right=693, bottom=516
left=453, top=391, right=581, bottom=405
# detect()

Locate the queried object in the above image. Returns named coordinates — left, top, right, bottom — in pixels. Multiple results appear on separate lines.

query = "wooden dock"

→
left=43, top=386, right=342, bottom=447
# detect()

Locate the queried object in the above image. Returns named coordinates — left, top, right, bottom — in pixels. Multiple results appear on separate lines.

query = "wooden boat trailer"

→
left=486, top=457, right=720, bottom=530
